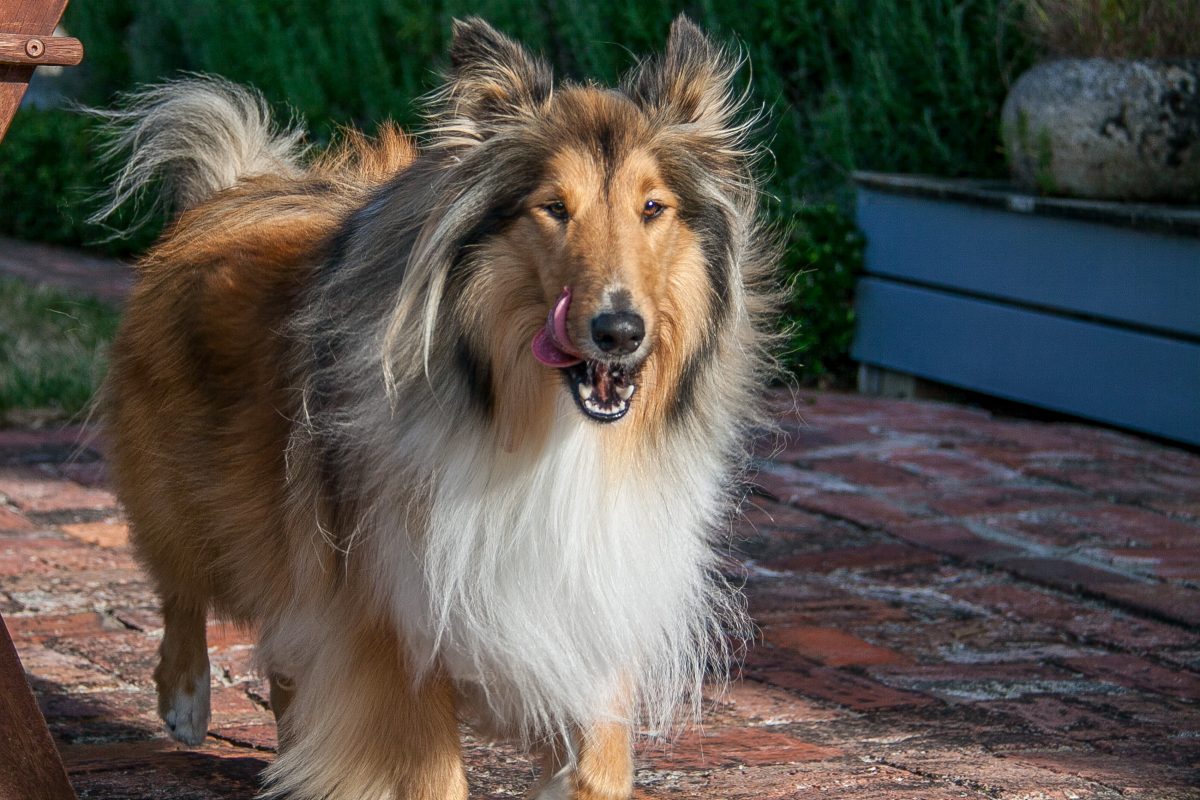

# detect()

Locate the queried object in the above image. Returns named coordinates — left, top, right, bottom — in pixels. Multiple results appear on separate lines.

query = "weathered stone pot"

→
left=1001, top=59, right=1200, bottom=202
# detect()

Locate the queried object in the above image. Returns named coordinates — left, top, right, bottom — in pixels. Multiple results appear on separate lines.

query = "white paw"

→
left=162, top=665, right=211, bottom=746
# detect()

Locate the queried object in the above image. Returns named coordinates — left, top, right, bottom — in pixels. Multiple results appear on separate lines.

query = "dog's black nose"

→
left=591, top=311, right=645, bottom=355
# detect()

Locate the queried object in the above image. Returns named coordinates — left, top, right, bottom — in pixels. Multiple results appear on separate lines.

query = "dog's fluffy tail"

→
left=90, top=75, right=308, bottom=228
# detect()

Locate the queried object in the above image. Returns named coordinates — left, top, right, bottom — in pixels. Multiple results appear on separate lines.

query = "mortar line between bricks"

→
left=1009, top=465, right=1171, bottom=509
left=983, top=562, right=1200, bottom=635
left=764, top=475, right=1200, bottom=633
left=1046, top=648, right=1200, bottom=695
left=46, top=636, right=142, bottom=689
left=788, top=435, right=942, bottom=461
left=244, top=685, right=273, bottom=714
left=882, top=750, right=1139, bottom=799
left=804, top=562, right=1200, bottom=682
left=899, top=534, right=1200, bottom=636
left=753, top=486, right=888, bottom=532
left=802, top=685, right=1132, bottom=797
left=867, top=754, right=1004, bottom=798
left=107, top=609, right=145, bottom=633
left=763, top=468, right=1084, bottom=529
left=781, top=677, right=1137, bottom=799
left=958, top=518, right=1158, bottom=584
left=777, top=431, right=1181, bottom=517
left=751, top=539, right=1200, bottom=695
left=207, top=730, right=275, bottom=754
left=988, top=587, right=1200, bottom=670
left=1023, top=679, right=1164, bottom=732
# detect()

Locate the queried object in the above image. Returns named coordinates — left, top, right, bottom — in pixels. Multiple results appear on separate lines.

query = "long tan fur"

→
left=100, top=17, right=775, bottom=800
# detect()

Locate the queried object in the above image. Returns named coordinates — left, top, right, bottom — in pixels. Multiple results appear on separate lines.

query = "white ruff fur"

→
left=362, top=392, right=736, bottom=738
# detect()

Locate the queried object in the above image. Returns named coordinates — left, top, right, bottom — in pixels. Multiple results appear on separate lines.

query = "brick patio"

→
left=1, top=238, right=1198, bottom=798
left=3, top=390, right=1199, bottom=799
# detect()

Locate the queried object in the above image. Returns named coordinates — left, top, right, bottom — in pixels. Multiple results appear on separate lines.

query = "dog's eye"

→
left=544, top=201, right=569, bottom=222
left=642, top=200, right=665, bottom=221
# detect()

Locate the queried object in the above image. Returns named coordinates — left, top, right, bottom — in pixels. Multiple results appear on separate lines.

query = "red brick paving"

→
left=0, top=243, right=1198, bottom=797
left=3, top=393, right=1197, bottom=798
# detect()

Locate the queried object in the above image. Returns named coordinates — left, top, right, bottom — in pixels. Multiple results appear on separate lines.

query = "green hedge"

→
left=0, top=109, right=95, bottom=251
left=777, top=203, right=865, bottom=385
left=65, top=0, right=1029, bottom=193
left=0, top=108, right=160, bottom=257
left=0, top=0, right=1032, bottom=383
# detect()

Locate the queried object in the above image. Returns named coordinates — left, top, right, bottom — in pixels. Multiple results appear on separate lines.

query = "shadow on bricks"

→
left=1, top=387, right=1199, bottom=798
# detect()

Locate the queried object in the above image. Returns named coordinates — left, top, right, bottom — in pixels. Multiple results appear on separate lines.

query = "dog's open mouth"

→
left=531, top=287, right=641, bottom=423
left=564, top=360, right=636, bottom=422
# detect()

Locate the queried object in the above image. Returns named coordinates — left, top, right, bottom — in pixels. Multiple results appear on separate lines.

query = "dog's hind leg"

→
left=530, top=723, right=633, bottom=800
left=153, top=595, right=211, bottom=746
left=573, top=724, right=634, bottom=800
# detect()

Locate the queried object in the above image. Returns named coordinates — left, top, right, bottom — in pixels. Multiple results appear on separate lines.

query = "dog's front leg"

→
left=154, top=594, right=211, bottom=746
left=262, top=620, right=466, bottom=800
left=529, top=723, right=633, bottom=800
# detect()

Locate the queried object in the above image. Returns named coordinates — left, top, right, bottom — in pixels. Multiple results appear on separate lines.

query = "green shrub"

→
left=1021, top=0, right=1200, bottom=59
left=0, top=0, right=1032, bottom=384
left=0, top=108, right=93, bottom=250
left=0, top=107, right=161, bottom=257
left=0, top=278, right=121, bottom=419
left=64, top=0, right=1030, bottom=194
left=777, top=203, right=865, bottom=384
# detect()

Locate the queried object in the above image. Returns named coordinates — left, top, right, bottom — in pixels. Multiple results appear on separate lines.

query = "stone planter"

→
left=1001, top=59, right=1200, bottom=202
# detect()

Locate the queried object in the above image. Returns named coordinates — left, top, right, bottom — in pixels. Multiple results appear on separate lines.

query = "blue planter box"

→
left=851, top=172, right=1200, bottom=446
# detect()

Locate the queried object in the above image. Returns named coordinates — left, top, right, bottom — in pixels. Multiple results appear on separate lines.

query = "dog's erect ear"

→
left=624, top=15, right=744, bottom=138
left=439, top=18, right=552, bottom=139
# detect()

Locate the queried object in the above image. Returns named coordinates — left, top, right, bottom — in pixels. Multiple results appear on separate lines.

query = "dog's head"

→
left=395, top=17, right=762, bottom=444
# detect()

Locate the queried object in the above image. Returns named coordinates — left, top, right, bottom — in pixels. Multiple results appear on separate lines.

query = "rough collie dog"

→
left=98, top=16, right=774, bottom=800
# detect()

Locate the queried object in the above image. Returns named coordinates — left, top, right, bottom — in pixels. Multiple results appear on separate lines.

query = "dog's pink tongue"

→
left=532, top=287, right=584, bottom=368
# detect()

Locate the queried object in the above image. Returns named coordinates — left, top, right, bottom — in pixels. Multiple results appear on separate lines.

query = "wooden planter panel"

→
left=856, top=187, right=1200, bottom=338
left=852, top=175, right=1200, bottom=446
left=852, top=277, right=1200, bottom=445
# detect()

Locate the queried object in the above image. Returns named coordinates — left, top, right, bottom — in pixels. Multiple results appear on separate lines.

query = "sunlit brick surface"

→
left=3, top=391, right=1199, bottom=798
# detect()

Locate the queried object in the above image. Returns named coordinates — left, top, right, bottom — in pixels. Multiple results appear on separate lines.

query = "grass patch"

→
left=0, top=278, right=120, bottom=421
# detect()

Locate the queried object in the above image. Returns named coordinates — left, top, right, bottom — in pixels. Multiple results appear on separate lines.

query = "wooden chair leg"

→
left=0, top=614, right=77, bottom=800
left=0, top=1, right=85, bottom=795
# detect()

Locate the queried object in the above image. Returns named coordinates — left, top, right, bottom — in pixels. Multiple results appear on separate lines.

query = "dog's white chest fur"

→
left=368, top=395, right=730, bottom=736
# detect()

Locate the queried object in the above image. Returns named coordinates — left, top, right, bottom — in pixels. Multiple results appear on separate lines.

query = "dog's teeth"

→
left=616, top=384, right=634, bottom=401
left=578, top=383, right=594, bottom=400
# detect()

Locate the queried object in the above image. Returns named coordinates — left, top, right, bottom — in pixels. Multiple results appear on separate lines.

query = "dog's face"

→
left=431, top=17, right=749, bottom=440
left=514, top=93, right=713, bottom=426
